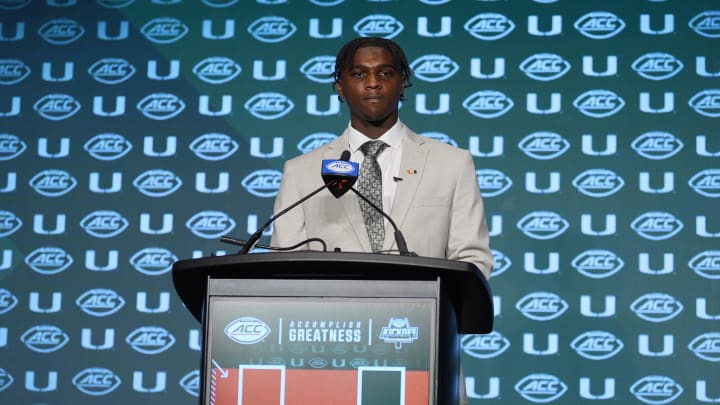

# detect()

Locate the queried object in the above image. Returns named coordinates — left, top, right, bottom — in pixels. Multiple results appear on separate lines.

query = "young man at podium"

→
left=269, top=36, right=493, bottom=404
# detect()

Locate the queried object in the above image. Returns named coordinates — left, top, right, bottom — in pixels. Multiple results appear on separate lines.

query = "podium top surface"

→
left=172, top=251, right=493, bottom=334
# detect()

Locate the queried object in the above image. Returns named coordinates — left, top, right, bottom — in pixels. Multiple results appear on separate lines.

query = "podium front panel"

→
left=202, top=279, right=440, bottom=405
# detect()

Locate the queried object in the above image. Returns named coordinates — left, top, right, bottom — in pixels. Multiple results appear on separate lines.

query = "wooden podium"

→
left=172, top=251, right=493, bottom=405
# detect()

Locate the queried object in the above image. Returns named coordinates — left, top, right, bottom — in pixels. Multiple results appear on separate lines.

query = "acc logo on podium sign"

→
left=225, top=317, right=271, bottom=344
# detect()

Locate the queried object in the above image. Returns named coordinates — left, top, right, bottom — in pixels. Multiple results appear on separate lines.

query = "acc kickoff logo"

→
left=570, top=330, right=624, bottom=360
left=126, top=326, right=176, bottom=354
left=25, top=247, right=73, bottom=275
left=411, top=54, right=459, bottom=82
left=573, top=89, right=625, bottom=118
left=190, top=133, right=239, bottom=161
left=76, top=288, right=125, bottom=317
left=630, top=375, right=683, bottom=404
left=186, top=210, right=236, bottom=239
left=461, top=331, right=510, bottom=359
left=630, top=293, right=683, bottom=322
left=572, top=169, right=624, bottom=197
left=464, top=13, right=515, bottom=40
left=518, top=132, right=570, bottom=160
left=247, top=16, right=297, bottom=42
left=630, top=211, right=683, bottom=240
left=84, top=134, right=133, bottom=161
left=88, top=57, right=136, bottom=84
left=574, top=11, right=625, bottom=39
left=572, top=249, right=624, bottom=279
left=378, top=317, right=419, bottom=349
left=517, top=211, right=568, bottom=240
left=354, top=14, right=404, bottom=39
left=519, top=53, right=571, bottom=81
left=515, top=373, right=567, bottom=403
left=72, top=367, right=121, bottom=396
left=631, top=131, right=683, bottom=160
left=225, top=317, right=271, bottom=344
left=516, top=292, right=568, bottom=321
left=688, top=250, right=720, bottom=279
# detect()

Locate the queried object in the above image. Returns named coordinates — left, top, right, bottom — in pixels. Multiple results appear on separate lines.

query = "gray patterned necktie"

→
left=358, top=140, right=388, bottom=252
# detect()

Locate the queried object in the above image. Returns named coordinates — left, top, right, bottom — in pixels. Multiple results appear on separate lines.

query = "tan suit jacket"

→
left=270, top=126, right=493, bottom=279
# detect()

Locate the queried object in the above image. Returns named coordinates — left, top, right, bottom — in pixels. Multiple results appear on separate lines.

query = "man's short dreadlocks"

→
left=331, top=36, right=413, bottom=101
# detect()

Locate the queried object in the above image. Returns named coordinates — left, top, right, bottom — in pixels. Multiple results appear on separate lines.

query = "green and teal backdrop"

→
left=0, top=0, right=718, bottom=403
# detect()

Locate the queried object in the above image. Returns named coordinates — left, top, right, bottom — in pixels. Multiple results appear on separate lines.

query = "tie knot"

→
left=360, top=140, right=387, bottom=159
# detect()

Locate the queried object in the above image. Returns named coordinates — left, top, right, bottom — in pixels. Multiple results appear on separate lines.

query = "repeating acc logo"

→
left=76, top=288, right=126, bottom=317
left=411, top=54, right=459, bottom=82
left=518, top=132, right=570, bottom=160
left=129, top=247, right=178, bottom=275
left=21, top=325, right=70, bottom=353
left=464, top=13, right=515, bottom=40
left=137, top=93, right=186, bottom=120
left=570, top=330, right=624, bottom=360
left=571, top=168, right=624, bottom=197
left=475, top=169, right=512, bottom=197
left=33, top=94, right=81, bottom=120
left=225, top=317, right=271, bottom=344
left=631, top=52, right=683, bottom=80
left=630, top=293, right=683, bottom=322
left=0, top=289, right=18, bottom=314
left=490, top=250, right=511, bottom=276
left=0, top=0, right=31, bottom=9
left=519, top=53, right=571, bottom=81
left=38, top=19, right=85, bottom=44
left=247, top=16, right=297, bottom=43
left=300, top=56, right=335, bottom=83
left=630, top=375, right=683, bottom=404
left=0, top=210, right=22, bottom=237
left=461, top=331, right=510, bottom=359
left=133, top=169, right=182, bottom=197
left=25, top=247, right=73, bottom=275
left=422, top=132, right=458, bottom=146
left=186, top=210, right=236, bottom=239
left=84, top=134, right=133, bottom=161
left=72, top=367, right=121, bottom=396
left=515, top=291, right=568, bottom=321
left=0, top=368, right=13, bottom=393
left=689, top=89, right=720, bottom=117
left=298, top=132, right=337, bottom=153
left=573, top=89, right=625, bottom=118
left=0, top=59, right=31, bottom=85
left=572, top=249, right=624, bottom=279
left=244, top=92, right=294, bottom=120
left=88, top=57, right=136, bottom=84
left=141, top=17, right=189, bottom=43
left=192, top=56, right=242, bottom=84
left=202, top=0, right=241, bottom=7
left=631, top=131, right=683, bottom=160
left=514, top=373, right=568, bottom=403
left=574, top=11, right=625, bottom=39
left=630, top=211, right=683, bottom=240
left=179, top=370, right=200, bottom=397
left=80, top=210, right=129, bottom=238
left=689, top=11, right=720, bottom=38
left=97, top=0, right=136, bottom=8
left=29, top=169, right=77, bottom=197
left=688, top=250, right=720, bottom=279
left=354, top=14, right=404, bottom=39
left=0, top=134, right=27, bottom=160
left=688, top=332, right=720, bottom=362
left=517, top=211, right=569, bottom=240
left=190, top=133, right=239, bottom=161
left=688, top=169, right=720, bottom=197
left=126, top=326, right=176, bottom=354
left=241, top=169, right=282, bottom=197
left=462, top=90, right=513, bottom=118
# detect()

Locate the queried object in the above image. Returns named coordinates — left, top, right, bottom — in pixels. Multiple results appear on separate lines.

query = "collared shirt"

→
left=347, top=120, right=404, bottom=214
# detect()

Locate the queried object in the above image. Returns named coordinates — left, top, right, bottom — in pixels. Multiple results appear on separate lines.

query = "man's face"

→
left=336, top=46, right=404, bottom=125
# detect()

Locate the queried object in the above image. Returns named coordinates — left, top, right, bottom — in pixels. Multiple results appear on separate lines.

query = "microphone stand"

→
left=349, top=187, right=416, bottom=257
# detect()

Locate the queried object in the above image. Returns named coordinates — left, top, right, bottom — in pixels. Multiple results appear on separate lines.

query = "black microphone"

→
left=321, top=150, right=357, bottom=198
left=234, top=151, right=350, bottom=254
left=332, top=150, right=416, bottom=257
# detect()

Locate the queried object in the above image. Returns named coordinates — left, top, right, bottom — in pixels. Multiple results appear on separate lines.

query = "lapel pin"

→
left=406, top=169, right=417, bottom=175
